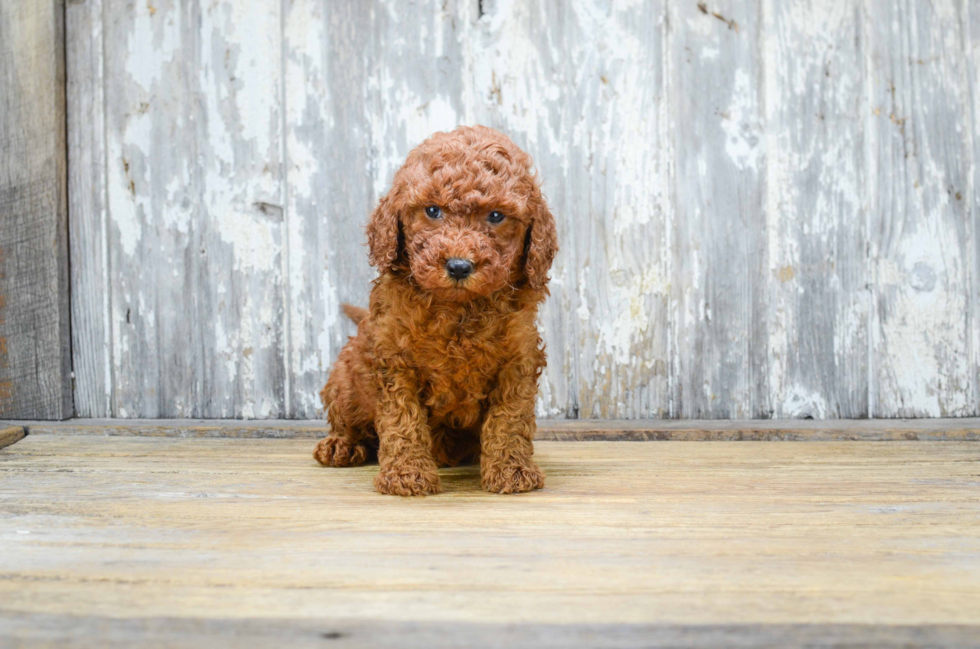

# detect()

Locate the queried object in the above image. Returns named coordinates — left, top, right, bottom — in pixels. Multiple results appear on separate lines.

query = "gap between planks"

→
left=2, top=615, right=979, bottom=649
left=1, top=418, right=978, bottom=441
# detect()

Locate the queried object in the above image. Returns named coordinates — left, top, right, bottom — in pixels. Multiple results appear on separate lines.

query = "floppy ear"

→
left=366, top=194, right=400, bottom=275
left=524, top=198, right=558, bottom=290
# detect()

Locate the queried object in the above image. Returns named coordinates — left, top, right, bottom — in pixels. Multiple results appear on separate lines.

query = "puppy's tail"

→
left=341, top=303, right=368, bottom=325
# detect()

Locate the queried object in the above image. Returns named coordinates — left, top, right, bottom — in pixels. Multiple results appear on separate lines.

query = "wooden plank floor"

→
left=2, top=434, right=979, bottom=647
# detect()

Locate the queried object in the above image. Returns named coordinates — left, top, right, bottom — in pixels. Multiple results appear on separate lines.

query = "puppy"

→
left=313, top=125, right=558, bottom=496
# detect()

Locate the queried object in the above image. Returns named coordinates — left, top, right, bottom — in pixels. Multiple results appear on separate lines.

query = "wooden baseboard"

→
left=2, top=418, right=978, bottom=441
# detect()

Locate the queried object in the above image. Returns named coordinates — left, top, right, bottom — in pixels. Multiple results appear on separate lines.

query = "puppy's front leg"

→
left=481, top=359, right=545, bottom=494
left=374, top=358, right=442, bottom=496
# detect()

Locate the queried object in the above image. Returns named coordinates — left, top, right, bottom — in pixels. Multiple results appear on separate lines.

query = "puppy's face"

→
left=367, top=126, right=558, bottom=301
left=402, top=196, right=527, bottom=301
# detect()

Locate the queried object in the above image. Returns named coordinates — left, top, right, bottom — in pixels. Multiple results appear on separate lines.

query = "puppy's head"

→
left=367, top=126, right=557, bottom=301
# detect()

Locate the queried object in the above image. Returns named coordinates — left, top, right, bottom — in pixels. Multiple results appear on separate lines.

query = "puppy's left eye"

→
left=425, top=206, right=442, bottom=219
left=487, top=211, right=505, bottom=224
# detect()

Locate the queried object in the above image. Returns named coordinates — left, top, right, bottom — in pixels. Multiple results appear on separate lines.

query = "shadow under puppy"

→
left=313, top=125, right=558, bottom=497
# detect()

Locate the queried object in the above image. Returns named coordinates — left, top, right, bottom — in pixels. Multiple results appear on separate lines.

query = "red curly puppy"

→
left=312, top=125, right=558, bottom=496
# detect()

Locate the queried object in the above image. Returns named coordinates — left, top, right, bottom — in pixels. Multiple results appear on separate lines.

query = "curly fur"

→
left=313, top=125, right=558, bottom=496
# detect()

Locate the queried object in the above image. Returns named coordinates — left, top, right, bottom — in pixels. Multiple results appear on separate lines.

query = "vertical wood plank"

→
left=463, top=0, right=671, bottom=419
left=867, top=0, right=975, bottom=417
left=969, top=2, right=980, bottom=416
left=67, top=0, right=110, bottom=417
left=198, top=0, right=286, bottom=418
left=670, top=0, right=769, bottom=418
left=103, top=0, right=200, bottom=416
left=460, top=0, right=575, bottom=417
left=103, top=0, right=285, bottom=417
left=763, top=0, right=869, bottom=418
left=566, top=0, right=670, bottom=419
left=284, top=0, right=469, bottom=418
left=0, top=0, right=73, bottom=419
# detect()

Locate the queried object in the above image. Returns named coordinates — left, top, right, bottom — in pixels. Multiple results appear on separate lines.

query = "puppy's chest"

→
left=412, top=314, right=509, bottom=416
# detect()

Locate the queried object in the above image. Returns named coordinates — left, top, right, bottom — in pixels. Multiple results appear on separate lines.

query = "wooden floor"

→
left=2, top=433, right=980, bottom=646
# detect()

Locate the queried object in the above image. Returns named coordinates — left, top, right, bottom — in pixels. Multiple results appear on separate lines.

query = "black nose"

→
left=445, top=258, right=474, bottom=281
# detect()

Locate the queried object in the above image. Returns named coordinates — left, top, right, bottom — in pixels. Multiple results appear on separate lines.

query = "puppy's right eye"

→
left=425, top=206, right=442, bottom=219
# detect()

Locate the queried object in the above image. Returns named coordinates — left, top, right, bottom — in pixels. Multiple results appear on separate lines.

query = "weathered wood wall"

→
left=0, top=0, right=73, bottom=419
left=66, top=0, right=980, bottom=419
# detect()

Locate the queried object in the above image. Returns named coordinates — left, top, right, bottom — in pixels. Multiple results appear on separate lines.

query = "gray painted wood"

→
left=462, top=1, right=672, bottom=419
left=100, top=0, right=286, bottom=417
left=763, top=0, right=869, bottom=418
left=283, top=0, right=470, bottom=417
left=670, top=0, right=769, bottom=418
left=459, top=1, right=577, bottom=419
left=65, top=0, right=980, bottom=419
left=66, top=0, right=109, bottom=418
left=867, top=0, right=976, bottom=417
left=970, top=1, right=980, bottom=418
left=0, top=0, right=73, bottom=419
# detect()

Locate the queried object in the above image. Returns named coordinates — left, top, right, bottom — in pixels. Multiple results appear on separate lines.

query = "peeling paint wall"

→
left=67, top=0, right=980, bottom=419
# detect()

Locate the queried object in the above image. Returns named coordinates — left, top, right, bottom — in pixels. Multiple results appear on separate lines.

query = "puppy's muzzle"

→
left=445, top=258, right=474, bottom=281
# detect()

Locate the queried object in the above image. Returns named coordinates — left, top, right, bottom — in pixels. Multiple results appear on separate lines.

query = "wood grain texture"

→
left=5, top=417, right=980, bottom=441
left=66, top=1, right=980, bottom=420
left=970, top=1, right=980, bottom=420
left=2, top=435, right=980, bottom=639
left=0, top=425, right=25, bottom=449
left=66, top=0, right=110, bottom=418
left=0, top=0, right=72, bottom=419
left=460, top=0, right=576, bottom=419
left=764, top=0, right=869, bottom=418
left=283, top=0, right=470, bottom=417
left=670, top=0, right=769, bottom=418
left=867, top=0, right=976, bottom=417
left=463, top=1, right=672, bottom=419
left=100, top=0, right=286, bottom=418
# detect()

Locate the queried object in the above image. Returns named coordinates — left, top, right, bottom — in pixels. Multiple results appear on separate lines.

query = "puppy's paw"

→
left=313, top=436, right=368, bottom=467
left=374, top=465, right=442, bottom=497
left=482, top=461, right=545, bottom=494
